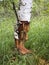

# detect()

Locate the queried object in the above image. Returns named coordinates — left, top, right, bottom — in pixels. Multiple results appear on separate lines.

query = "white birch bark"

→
left=17, top=0, right=32, bottom=22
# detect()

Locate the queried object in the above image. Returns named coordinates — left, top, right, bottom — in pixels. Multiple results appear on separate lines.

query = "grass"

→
left=0, top=14, right=49, bottom=65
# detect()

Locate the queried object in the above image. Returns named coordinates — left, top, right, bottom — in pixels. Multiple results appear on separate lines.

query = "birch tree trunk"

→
left=13, top=0, right=33, bottom=54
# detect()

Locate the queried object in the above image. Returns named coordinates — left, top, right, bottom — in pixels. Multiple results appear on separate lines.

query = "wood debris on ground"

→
left=38, top=58, right=49, bottom=65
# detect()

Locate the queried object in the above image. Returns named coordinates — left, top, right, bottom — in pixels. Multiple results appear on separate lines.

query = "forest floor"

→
left=0, top=15, right=49, bottom=65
